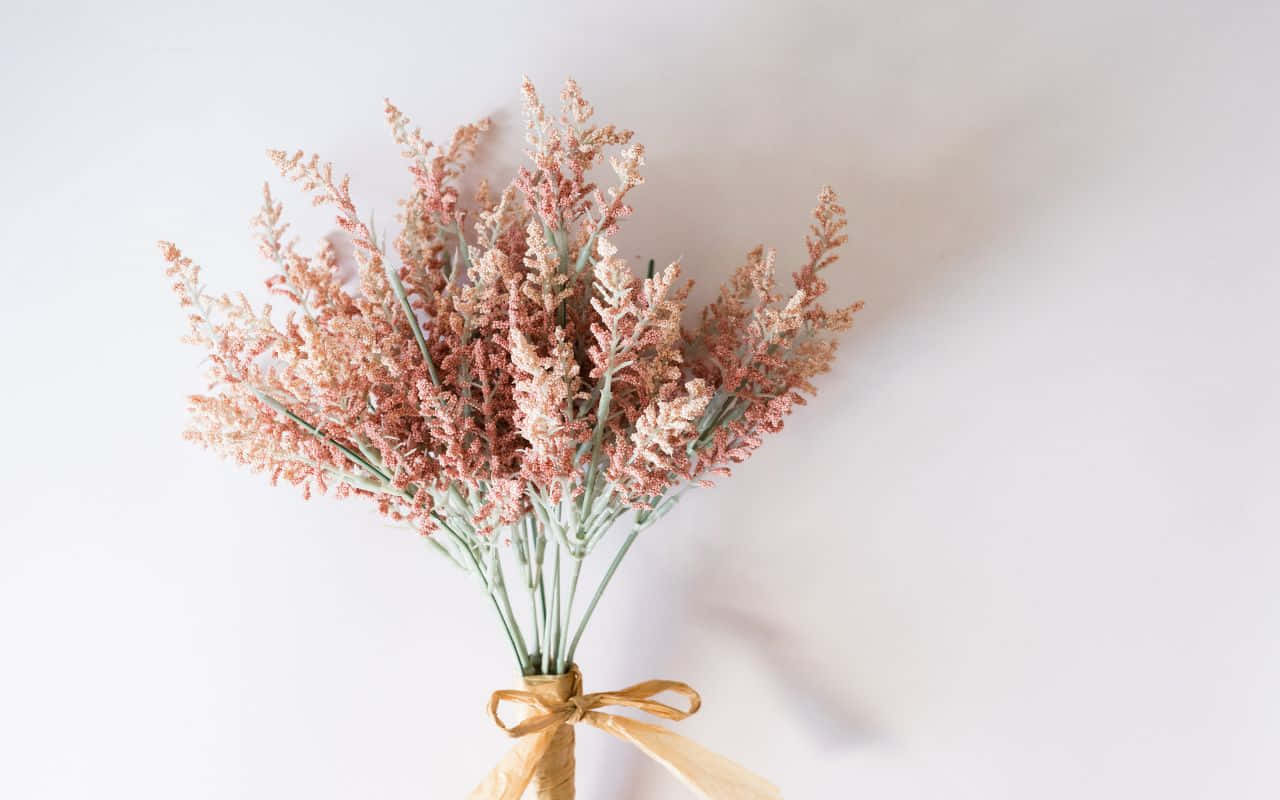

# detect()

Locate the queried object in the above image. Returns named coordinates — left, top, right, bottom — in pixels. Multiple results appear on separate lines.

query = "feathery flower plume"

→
left=165, top=78, right=860, bottom=675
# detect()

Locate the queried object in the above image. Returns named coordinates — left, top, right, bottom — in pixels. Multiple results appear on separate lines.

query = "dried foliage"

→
left=164, top=78, right=861, bottom=672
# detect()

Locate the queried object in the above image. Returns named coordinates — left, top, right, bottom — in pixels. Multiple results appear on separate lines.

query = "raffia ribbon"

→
left=468, top=665, right=781, bottom=800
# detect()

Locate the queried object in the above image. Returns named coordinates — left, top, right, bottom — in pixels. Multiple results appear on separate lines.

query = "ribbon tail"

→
left=586, top=713, right=782, bottom=800
left=467, top=727, right=557, bottom=800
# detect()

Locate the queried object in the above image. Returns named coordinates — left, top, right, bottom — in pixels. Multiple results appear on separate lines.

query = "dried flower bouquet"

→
left=164, top=77, right=859, bottom=799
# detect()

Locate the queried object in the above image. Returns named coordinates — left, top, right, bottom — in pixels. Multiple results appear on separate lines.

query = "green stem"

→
left=522, top=519, right=542, bottom=660
left=385, top=264, right=440, bottom=386
left=451, top=223, right=474, bottom=276
left=565, top=525, right=640, bottom=665
left=434, top=514, right=524, bottom=671
left=578, top=346, right=616, bottom=522
left=423, top=533, right=466, bottom=571
left=557, top=557, right=584, bottom=673
left=491, top=552, right=530, bottom=672
left=536, top=541, right=548, bottom=657
left=543, top=545, right=561, bottom=674
left=254, top=390, right=388, bottom=483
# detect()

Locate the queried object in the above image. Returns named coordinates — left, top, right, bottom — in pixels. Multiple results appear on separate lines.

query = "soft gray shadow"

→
left=697, top=601, right=879, bottom=746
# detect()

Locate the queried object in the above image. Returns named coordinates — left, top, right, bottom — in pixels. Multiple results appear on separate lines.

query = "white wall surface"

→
left=2, top=1, right=1277, bottom=797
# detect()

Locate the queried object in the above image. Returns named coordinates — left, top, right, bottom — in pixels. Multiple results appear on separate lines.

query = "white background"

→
left=2, top=1, right=1277, bottom=797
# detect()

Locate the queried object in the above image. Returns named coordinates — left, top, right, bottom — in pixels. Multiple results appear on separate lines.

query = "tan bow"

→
left=468, top=665, right=781, bottom=800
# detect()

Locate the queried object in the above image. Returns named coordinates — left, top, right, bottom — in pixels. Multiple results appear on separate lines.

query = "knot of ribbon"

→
left=468, top=665, right=781, bottom=800
left=486, top=670, right=701, bottom=737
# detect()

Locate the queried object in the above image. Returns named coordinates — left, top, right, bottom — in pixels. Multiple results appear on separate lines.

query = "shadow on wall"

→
left=604, top=81, right=1113, bottom=800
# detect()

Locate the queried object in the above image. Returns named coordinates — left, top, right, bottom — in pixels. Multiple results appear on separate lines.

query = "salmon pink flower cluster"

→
left=164, top=78, right=861, bottom=673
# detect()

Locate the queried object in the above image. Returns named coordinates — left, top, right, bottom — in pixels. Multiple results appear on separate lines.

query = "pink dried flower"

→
left=164, top=78, right=861, bottom=674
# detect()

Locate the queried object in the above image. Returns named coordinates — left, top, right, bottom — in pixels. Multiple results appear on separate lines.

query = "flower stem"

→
left=565, top=525, right=640, bottom=665
left=490, top=552, right=530, bottom=673
left=435, top=514, right=525, bottom=671
left=557, top=557, right=583, bottom=673
left=384, top=262, right=440, bottom=386
left=522, top=519, right=542, bottom=660
left=542, top=545, right=561, bottom=674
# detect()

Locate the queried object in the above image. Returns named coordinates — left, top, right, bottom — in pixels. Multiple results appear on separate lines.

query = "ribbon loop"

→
left=487, top=689, right=567, bottom=738
left=582, top=679, right=702, bottom=722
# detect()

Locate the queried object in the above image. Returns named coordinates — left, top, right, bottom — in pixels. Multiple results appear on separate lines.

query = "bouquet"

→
left=164, top=77, right=860, bottom=799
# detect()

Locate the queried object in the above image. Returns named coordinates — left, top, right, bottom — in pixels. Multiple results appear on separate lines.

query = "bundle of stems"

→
left=438, top=467, right=675, bottom=675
